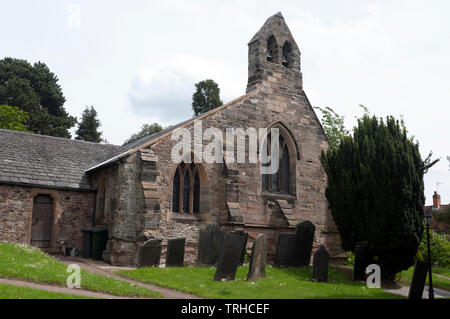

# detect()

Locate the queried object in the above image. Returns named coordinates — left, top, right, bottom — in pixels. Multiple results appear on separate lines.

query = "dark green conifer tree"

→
left=321, top=115, right=438, bottom=280
left=75, top=106, right=103, bottom=143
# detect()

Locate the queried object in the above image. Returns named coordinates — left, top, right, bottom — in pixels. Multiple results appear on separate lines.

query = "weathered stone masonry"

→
left=0, top=184, right=94, bottom=252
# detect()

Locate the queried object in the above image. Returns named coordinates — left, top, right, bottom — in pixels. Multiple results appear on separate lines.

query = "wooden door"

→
left=30, top=195, right=53, bottom=248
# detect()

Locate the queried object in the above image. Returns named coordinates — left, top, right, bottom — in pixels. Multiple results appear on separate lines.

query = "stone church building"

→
left=0, top=13, right=343, bottom=265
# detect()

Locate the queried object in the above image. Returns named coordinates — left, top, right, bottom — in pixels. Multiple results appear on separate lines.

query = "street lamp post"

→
left=424, top=212, right=434, bottom=300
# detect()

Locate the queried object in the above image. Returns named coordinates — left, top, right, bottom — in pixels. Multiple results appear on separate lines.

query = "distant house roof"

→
left=425, top=204, right=450, bottom=214
left=0, top=129, right=126, bottom=191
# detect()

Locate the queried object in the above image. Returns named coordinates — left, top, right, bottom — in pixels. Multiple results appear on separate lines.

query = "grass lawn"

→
left=0, top=283, right=92, bottom=299
left=0, top=242, right=162, bottom=298
left=398, top=266, right=450, bottom=291
left=432, top=267, right=450, bottom=278
left=116, top=265, right=403, bottom=299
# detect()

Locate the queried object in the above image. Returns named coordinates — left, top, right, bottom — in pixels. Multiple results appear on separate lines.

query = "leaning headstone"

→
left=352, top=245, right=370, bottom=281
left=274, top=233, right=296, bottom=267
left=166, top=238, right=185, bottom=267
left=138, top=239, right=162, bottom=267
left=312, top=245, right=329, bottom=282
left=408, top=260, right=428, bottom=299
left=197, top=222, right=225, bottom=267
left=247, top=234, right=267, bottom=281
left=214, top=233, right=246, bottom=281
left=231, top=230, right=249, bottom=265
left=292, top=221, right=316, bottom=267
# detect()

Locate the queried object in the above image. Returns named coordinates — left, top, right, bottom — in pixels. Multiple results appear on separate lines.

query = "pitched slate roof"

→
left=86, top=90, right=257, bottom=174
left=122, top=118, right=192, bottom=150
left=0, top=129, right=127, bottom=190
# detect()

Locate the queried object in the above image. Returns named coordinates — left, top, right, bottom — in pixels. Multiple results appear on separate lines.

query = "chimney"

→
left=433, top=191, right=441, bottom=209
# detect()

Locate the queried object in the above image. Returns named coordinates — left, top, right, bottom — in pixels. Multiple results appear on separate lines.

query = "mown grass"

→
left=0, top=283, right=92, bottom=299
left=117, top=265, right=403, bottom=299
left=433, top=267, right=450, bottom=278
left=398, top=266, right=450, bottom=291
left=0, top=242, right=162, bottom=298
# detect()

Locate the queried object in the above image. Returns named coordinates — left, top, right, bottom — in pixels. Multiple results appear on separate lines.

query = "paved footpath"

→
left=0, top=277, right=134, bottom=299
left=384, top=285, right=450, bottom=299
left=56, top=256, right=202, bottom=299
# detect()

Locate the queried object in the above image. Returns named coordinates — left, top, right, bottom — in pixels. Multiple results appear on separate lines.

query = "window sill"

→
left=262, top=192, right=296, bottom=201
left=171, top=212, right=203, bottom=223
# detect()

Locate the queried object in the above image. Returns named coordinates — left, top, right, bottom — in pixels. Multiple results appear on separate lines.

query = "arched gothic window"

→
left=266, top=35, right=278, bottom=63
left=262, top=129, right=294, bottom=195
left=282, top=41, right=294, bottom=68
left=172, top=162, right=201, bottom=214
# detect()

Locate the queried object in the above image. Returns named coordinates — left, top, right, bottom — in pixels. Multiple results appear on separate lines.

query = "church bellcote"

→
left=246, top=12, right=303, bottom=94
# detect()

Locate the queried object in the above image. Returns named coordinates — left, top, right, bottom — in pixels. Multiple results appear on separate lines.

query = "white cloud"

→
left=126, top=54, right=246, bottom=124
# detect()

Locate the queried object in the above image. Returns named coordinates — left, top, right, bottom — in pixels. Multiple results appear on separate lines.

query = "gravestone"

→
left=292, top=221, right=316, bottom=267
left=214, top=233, right=246, bottom=281
left=312, top=245, right=329, bottom=282
left=274, top=233, right=296, bottom=267
left=138, top=239, right=162, bottom=267
left=197, top=222, right=225, bottom=267
left=247, top=234, right=267, bottom=281
left=352, top=245, right=370, bottom=281
left=231, top=230, right=249, bottom=265
left=166, top=237, right=185, bottom=267
left=408, top=260, right=428, bottom=299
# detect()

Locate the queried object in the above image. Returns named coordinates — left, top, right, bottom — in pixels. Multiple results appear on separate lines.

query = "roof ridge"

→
left=0, top=128, right=123, bottom=148
left=86, top=89, right=257, bottom=173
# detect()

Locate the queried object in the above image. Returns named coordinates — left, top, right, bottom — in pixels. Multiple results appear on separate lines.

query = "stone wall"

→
left=0, top=184, right=94, bottom=252
left=101, top=153, right=146, bottom=266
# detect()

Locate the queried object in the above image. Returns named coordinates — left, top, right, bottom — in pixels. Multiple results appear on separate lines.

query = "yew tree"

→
left=321, top=115, right=438, bottom=279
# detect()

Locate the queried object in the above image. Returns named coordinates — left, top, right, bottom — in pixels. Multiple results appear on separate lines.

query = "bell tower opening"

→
left=246, top=12, right=302, bottom=93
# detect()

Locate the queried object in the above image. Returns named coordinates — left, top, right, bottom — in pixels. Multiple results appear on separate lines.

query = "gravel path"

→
left=56, top=256, right=202, bottom=299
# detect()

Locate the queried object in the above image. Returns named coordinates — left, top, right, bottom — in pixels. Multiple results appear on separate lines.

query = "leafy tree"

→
left=0, top=104, right=30, bottom=132
left=0, top=57, right=76, bottom=138
left=75, top=106, right=103, bottom=143
left=314, top=106, right=349, bottom=148
left=192, top=79, right=223, bottom=116
left=124, top=123, right=164, bottom=145
left=418, top=231, right=450, bottom=267
left=321, top=114, right=439, bottom=280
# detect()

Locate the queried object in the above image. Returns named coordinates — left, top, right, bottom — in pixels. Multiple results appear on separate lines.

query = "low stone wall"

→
left=0, top=184, right=94, bottom=253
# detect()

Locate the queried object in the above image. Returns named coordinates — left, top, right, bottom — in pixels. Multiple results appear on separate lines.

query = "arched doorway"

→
left=30, top=195, right=53, bottom=248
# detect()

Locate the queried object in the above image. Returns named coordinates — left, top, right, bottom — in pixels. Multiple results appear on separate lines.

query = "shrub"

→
left=419, top=230, right=450, bottom=268
left=344, top=251, right=355, bottom=266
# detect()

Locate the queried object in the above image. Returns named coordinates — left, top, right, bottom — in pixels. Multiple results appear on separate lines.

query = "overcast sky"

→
left=2, top=0, right=449, bottom=205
